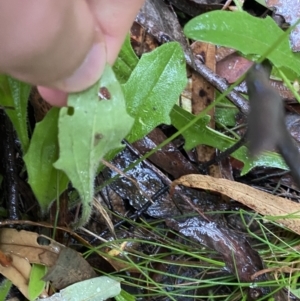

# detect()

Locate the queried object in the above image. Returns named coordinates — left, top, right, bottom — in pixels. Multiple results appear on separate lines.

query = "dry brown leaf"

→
left=0, top=228, right=96, bottom=297
left=93, top=196, right=116, bottom=238
left=191, top=42, right=218, bottom=172
left=0, top=228, right=61, bottom=265
left=0, top=254, right=31, bottom=299
left=0, top=220, right=92, bottom=247
left=171, top=174, right=300, bottom=235
left=216, top=53, right=252, bottom=84
left=251, top=265, right=300, bottom=280
left=0, top=250, right=12, bottom=267
left=29, top=87, right=52, bottom=122
left=43, top=248, right=96, bottom=289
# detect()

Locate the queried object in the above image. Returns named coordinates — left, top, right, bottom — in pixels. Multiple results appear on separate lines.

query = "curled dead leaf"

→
left=0, top=228, right=96, bottom=298
left=0, top=253, right=32, bottom=299
left=171, top=174, right=300, bottom=235
left=0, top=250, right=12, bottom=267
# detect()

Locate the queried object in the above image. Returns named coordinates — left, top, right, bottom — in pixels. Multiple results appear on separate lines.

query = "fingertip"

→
left=52, top=41, right=106, bottom=93
left=37, top=41, right=106, bottom=107
left=37, top=86, right=68, bottom=107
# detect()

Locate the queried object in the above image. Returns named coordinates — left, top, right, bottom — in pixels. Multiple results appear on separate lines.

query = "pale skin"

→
left=0, top=0, right=144, bottom=106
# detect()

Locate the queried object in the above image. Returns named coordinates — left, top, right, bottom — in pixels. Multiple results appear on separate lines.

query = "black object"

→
left=90, top=186, right=170, bottom=243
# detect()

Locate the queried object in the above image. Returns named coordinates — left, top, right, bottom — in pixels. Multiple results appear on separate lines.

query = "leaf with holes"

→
left=0, top=228, right=96, bottom=299
left=54, top=64, right=134, bottom=227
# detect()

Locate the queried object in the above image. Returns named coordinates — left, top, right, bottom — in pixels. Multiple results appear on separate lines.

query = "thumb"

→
left=0, top=1, right=106, bottom=91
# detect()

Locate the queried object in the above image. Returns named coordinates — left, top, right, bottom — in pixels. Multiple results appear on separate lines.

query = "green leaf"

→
left=0, top=75, right=30, bottom=151
left=28, top=264, right=47, bottom=301
left=61, top=276, right=121, bottom=301
left=54, top=64, right=134, bottom=227
left=24, top=107, right=69, bottom=212
left=99, top=42, right=186, bottom=171
left=184, top=11, right=300, bottom=75
left=215, top=95, right=239, bottom=127
left=124, top=42, right=187, bottom=143
left=113, top=34, right=139, bottom=83
left=290, top=287, right=300, bottom=298
left=0, top=278, right=12, bottom=301
left=170, top=105, right=287, bottom=175
left=37, top=276, right=121, bottom=301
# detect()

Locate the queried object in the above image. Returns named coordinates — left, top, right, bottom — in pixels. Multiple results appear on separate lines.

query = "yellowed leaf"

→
left=104, top=241, right=140, bottom=273
left=172, top=174, right=300, bottom=235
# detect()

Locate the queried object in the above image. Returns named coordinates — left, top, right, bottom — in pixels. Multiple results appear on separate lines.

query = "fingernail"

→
left=54, top=42, right=106, bottom=92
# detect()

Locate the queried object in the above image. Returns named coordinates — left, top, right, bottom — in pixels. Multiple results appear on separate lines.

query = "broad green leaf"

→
left=62, top=276, right=121, bottom=301
left=124, top=42, right=187, bottom=143
left=97, top=42, right=186, bottom=172
left=0, top=75, right=30, bottom=151
left=170, top=105, right=287, bottom=175
left=37, top=276, right=121, bottom=301
left=28, top=264, right=47, bottom=301
left=184, top=11, right=300, bottom=76
left=99, top=42, right=186, bottom=171
left=0, top=278, right=12, bottom=301
left=24, top=107, right=69, bottom=212
left=113, top=34, right=139, bottom=83
left=54, top=64, right=134, bottom=227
